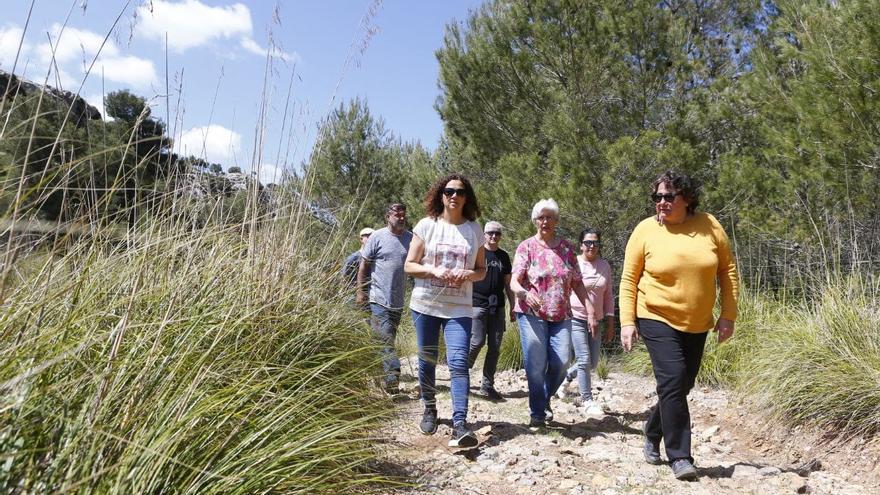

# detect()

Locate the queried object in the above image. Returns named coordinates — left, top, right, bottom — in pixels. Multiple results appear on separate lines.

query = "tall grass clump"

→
left=496, top=321, right=522, bottom=371
left=0, top=205, right=400, bottom=493
left=620, top=287, right=770, bottom=387
left=742, top=274, right=880, bottom=437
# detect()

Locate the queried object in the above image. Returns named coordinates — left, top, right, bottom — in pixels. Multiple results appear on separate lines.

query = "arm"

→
left=619, top=225, right=645, bottom=352
left=715, top=221, right=739, bottom=343
left=603, top=261, right=616, bottom=343
left=509, top=242, right=542, bottom=312
left=356, top=257, right=371, bottom=307
left=504, top=273, right=515, bottom=321
left=404, top=234, right=450, bottom=280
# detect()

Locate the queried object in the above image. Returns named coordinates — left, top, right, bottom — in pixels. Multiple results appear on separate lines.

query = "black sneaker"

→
left=448, top=422, right=478, bottom=448
left=419, top=408, right=437, bottom=435
left=481, top=386, right=504, bottom=401
left=528, top=417, right=545, bottom=431
left=671, top=458, right=698, bottom=480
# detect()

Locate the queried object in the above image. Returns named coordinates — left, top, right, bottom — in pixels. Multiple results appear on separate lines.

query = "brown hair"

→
left=423, top=173, right=481, bottom=221
left=652, top=169, right=700, bottom=214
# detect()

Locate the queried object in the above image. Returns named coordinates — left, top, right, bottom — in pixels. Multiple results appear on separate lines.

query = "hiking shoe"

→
left=580, top=399, right=605, bottom=418
left=419, top=408, right=438, bottom=435
left=671, top=458, right=698, bottom=480
left=643, top=437, right=663, bottom=465
left=448, top=422, right=478, bottom=448
left=528, top=417, right=545, bottom=431
left=481, top=386, right=504, bottom=401
left=555, top=378, right=571, bottom=399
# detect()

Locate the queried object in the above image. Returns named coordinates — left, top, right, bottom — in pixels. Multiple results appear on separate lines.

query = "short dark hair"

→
left=652, top=169, right=700, bottom=214
left=423, top=173, right=481, bottom=221
left=579, top=227, right=601, bottom=244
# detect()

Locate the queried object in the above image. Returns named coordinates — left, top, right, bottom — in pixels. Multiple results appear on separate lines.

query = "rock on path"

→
left=378, top=359, right=879, bottom=494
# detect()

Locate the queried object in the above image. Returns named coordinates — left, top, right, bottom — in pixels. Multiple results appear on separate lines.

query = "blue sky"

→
left=0, top=0, right=484, bottom=184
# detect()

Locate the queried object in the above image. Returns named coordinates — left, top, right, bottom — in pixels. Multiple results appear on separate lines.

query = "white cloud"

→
left=255, top=163, right=286, bottom=185
left=99, top=56, right=158, bottom=88
left=0, top=25, right=29, bottom=68
left=136, top=0, right=252, bottom=52
left=240, top=37, right=299, bottom=63
left=32, top=24, right=156, bottom=90
left=177, top=125, right=241, bottom=165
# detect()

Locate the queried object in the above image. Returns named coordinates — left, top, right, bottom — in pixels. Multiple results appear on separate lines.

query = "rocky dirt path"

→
left=378, top=359, right=880, bottom=494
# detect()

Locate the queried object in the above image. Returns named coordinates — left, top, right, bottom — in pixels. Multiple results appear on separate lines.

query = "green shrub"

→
left=0, top=213, right=398, bottom=493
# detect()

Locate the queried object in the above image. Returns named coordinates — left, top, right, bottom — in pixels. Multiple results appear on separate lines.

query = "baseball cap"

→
left=359, top=227, right=374, bottom=236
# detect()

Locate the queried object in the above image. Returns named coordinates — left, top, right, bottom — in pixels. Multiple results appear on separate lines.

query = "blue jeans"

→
left=412, top=310, right=472, bottom=424
left=567, top=318, right=603, bottom=401
left=370, top=303, right=402, bottom=387
left=516, top=312, right=571, bottom=421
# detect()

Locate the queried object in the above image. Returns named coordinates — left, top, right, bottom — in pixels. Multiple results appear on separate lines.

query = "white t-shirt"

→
left=409, top=217, right=483, bottom=319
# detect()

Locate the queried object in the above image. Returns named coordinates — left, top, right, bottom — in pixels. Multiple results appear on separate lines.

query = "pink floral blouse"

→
left=512, top=237, right=583, bottom=322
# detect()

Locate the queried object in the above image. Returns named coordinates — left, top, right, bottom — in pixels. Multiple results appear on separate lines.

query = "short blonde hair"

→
left=531, top=198, right=559, bottom=221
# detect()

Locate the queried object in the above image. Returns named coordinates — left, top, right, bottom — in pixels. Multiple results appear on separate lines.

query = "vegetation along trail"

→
left=379, top=359, right=880, bottom=494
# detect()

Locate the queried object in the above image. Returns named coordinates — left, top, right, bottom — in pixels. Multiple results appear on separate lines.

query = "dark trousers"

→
left=467, top=306, right=506, bottom=389
left=639, top=318, right=707, bottom=463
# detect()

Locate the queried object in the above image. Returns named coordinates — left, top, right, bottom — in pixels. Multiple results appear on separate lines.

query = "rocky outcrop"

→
left=0, top=69, right=102, bottom=124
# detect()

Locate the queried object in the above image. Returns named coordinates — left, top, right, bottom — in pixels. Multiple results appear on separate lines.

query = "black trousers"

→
left=639, top=318, right=707, bottom=463
left=467, top=306, right=506, bottom=388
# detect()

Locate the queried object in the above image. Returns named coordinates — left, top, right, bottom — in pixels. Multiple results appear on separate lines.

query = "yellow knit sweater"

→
left=619, top=212, right=739, bottom=333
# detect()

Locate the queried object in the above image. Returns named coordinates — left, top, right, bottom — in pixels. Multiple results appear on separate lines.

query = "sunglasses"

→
left=442, top=187, right=467, bottom=197
left=581, top=240, right=600, bottom=247
left=485, top=231, right=502, bottom=237
left=387, top=203, right=406, bottom=212
left=651, top=192, right=682, bottom=203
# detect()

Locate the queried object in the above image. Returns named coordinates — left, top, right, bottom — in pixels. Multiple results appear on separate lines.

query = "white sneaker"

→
left=555, top=379, right=571, bottom=400
left=580, top=399, right=605, bottom=418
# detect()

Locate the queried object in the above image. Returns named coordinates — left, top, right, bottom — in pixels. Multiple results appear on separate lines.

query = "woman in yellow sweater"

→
left=619, top=170, right=738, bottom=481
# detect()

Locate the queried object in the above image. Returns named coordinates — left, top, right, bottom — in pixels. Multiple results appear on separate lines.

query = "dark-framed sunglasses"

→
left=651, top=192, right=682, bottom=204
left=581, top=240, right=601, bottom=247
left=485, top=231, right=502, bottom=237
left=442, top=187, right=467, bottom=197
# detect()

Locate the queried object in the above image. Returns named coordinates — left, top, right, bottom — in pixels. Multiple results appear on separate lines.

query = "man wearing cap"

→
left=467, top=220, right=515, bottom=400
left=357, top=203, right=413, bottom=394
left=342, top=227, right=374, bottom=290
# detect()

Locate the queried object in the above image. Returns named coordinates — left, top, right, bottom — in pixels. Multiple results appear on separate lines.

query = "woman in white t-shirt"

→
left=405, top=173, right=486, bottom=448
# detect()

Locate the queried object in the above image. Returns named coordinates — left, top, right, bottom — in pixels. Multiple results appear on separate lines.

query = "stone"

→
left=558, top=479, right=580, bottom=490
left=702, top=425, right=720, bottom=438
left=732, top=464, right=760, bottom=478
left=759, top=466, right=782, bottom=477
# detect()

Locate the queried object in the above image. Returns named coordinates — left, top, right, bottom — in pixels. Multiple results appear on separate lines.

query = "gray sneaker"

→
left=419, top=408, right=438, bottom=435
left=671, top=458, right=698, bottom=480
left=448, top=422, right=478, bottom=448
left=643, top=437, right=662, bottom=465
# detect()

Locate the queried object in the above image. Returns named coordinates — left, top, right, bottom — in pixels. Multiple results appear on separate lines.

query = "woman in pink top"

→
left=559, top=227, right=616, bottom=417
left=510, top=199, right=592, bottom=429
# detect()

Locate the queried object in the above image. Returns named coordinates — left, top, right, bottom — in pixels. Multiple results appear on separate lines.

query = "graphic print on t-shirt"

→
left=431, top=242, right=468, bottom=296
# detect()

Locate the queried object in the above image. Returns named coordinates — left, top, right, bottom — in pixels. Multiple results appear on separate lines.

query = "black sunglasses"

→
left=651, top=192, right=681, bottom=203
left=485, top=231, right=502, bottom=237
left=442, top=187, right=467, bottom=197
left=581, top=240, right=600, bottom=247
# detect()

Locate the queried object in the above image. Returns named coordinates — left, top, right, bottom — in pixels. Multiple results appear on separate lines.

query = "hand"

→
left=715, top=318, right=735, bottom=344
left=603, top=319, right=615, bottom=344
left=524, top=292, right=543, bottom=312
left=588, top=318, right=599, bottom=339
left=355, top=290, right=367, bottom=308
left=621, top=325, right=639, bottom=352
left=449, top=268, right=470, bottom=285
left=431, top=266, right=451, bottom=281
left=509, top=308, right=516, bottom=322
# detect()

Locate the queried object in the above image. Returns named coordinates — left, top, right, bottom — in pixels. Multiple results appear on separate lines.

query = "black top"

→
left=472, top=247, right=512, bottom=308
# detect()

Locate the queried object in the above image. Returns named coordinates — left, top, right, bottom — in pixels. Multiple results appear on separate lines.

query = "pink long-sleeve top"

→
left=569, top=256, right=615, bottom=322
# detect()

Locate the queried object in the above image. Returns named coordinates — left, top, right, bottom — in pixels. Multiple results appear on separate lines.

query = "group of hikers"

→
left=341, top=170, right=739, bottom=481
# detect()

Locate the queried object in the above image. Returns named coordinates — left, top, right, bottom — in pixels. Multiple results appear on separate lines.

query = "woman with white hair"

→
left=510, top=199, right=593, bottom=428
